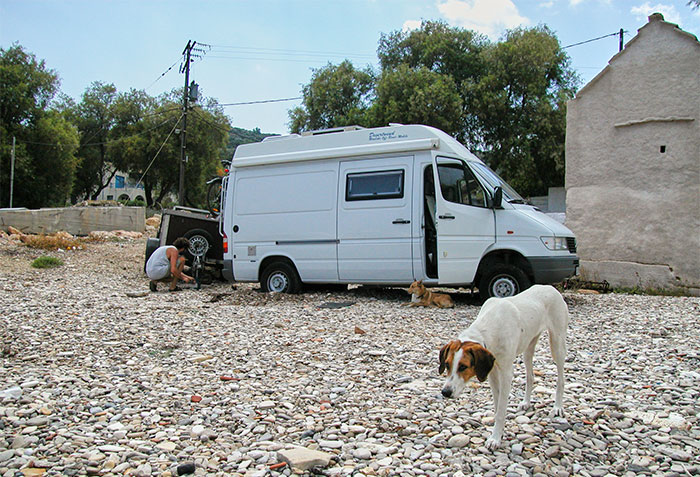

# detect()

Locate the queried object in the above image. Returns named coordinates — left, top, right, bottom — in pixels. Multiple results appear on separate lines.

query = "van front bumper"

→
left=530, top=256, right=579, bottom=284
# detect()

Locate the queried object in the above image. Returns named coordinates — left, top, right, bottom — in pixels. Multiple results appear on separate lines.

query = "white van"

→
left=220, top=124, right=578, bottom=299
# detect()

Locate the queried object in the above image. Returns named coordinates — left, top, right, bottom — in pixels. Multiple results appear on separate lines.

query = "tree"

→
left=468, top=26, right=579, bottom=196
left=0, top=44, right=79, bottom=208
left=64, top=81, right=119, bottom=201
left=289, top=22, right=578, bottom=196
left=370, top=65, right=463, bottom=136
left=109, top=89, right=229, bottom=208
left=377, top=20, right=488, bottom=145
left=289, top=60, right=374, bottom=133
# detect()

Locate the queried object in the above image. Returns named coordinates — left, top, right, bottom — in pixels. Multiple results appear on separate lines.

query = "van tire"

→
left=261, top=261, right=302, bottom=294
left=479, top=264, right=531, bottom=300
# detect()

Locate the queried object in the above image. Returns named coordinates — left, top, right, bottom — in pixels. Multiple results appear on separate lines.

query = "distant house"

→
left=95, top=171, right=146, bottom=203
left=565, top=13, right=699, bottom=295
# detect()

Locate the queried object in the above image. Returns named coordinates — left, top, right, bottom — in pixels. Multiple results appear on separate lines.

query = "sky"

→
left=1, top=0, right=699, bottom=135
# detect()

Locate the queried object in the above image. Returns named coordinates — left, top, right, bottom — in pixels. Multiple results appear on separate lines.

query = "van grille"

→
left=567, top=237, right=577, bottom=254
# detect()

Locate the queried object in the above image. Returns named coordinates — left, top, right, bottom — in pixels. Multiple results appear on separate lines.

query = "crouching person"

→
left=146, top=237, right=194, bottom=292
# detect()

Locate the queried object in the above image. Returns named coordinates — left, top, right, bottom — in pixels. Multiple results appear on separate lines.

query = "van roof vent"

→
left=301, top=125, right=365, bottom=136
left=262, top=134, right=300, bottom=142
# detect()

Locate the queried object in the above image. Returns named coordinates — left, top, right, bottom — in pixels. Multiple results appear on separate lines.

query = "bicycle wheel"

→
left=206, top=178, right=223, bottom=217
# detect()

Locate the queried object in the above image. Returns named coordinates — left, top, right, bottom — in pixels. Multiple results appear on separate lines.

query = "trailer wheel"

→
left=479, top=264, right=531, bottom=300
left=184, top=229, right=213, bottom=259
left=261, top=261, right=301, bottom=294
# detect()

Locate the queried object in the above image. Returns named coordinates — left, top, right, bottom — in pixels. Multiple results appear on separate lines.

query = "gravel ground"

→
left=1, top=235, right=699, bottom=477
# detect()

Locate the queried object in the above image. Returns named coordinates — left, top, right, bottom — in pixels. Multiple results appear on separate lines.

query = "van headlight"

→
left=541, top=236, right=568, bottom=251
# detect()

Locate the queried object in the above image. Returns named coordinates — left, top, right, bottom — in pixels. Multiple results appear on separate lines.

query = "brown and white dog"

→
left=408, top=280, right=455, bottom=308
left=439, top=285, right=569, bottom=449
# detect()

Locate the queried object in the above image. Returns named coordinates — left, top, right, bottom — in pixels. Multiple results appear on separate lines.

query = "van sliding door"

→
left=337, top=157, right=414, bottom=282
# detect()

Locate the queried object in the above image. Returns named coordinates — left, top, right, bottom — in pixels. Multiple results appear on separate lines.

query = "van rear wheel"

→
left=261, top=261, right=301, bottom=294
left=479, top=264, right=531, bottom=300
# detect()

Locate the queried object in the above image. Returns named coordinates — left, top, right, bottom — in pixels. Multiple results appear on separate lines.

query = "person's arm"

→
left=167, top=248, right=193, bottom=282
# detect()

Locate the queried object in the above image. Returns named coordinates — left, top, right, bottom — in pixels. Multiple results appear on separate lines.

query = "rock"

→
left=176, top=462, right=196, bottom=475
left=277, top=446, right=332, bottom=471
left=156, top=441, right=177, bottom=452
left=447, top=434, right=470, bottom=448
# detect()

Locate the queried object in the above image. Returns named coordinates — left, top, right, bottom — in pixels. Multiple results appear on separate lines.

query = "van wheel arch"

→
left=259, top=257, right=302, bottom=294
left=476, top=251, right=533, bottom=300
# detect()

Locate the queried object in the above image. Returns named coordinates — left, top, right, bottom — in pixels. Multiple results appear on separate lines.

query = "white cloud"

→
left=569, top=0, right=612, bottom=6
left=630, top=2, right=682, bottom=25
left=402, top=19, right=423, bottom=32
left=436, top=0, right=530, bottom=39
left=539, top=1, right=555, bottom=8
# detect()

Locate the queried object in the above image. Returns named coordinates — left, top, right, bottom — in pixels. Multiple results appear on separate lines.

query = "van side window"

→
left=346, top=169, right=404, bottom=201
left=437, top=158, right=487, bottom=207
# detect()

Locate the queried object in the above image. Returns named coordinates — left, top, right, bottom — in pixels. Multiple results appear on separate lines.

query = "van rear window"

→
left=346, top=170, right=404, bottom=201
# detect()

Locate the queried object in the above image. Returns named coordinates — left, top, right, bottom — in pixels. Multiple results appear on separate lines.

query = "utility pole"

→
left=10, top=136, right=15, bottom=208
left=179, top=40, right=195, bottom=206
left=619, top=28, right=624, bottom=52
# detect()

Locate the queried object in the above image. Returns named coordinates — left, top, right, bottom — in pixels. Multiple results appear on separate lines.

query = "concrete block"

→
left=0, top=207, right=145, bottom=236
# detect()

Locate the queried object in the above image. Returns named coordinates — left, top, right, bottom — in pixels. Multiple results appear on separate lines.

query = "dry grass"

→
left=20, top=234, right=84, bottom=251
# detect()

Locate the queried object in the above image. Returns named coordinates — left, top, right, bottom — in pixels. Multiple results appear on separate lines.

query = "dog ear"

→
left=470, top=346, right=495, bottom=382
left=439, top=341, right=454, bottom=374
left=439, top=340, right=460, bottom=374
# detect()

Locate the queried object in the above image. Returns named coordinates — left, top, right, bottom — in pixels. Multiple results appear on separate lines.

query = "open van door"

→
left=433, top=157, right=495, bottom=285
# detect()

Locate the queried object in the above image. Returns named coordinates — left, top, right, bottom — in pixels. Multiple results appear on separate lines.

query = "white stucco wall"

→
left=566, top=14, right=700, bottom=294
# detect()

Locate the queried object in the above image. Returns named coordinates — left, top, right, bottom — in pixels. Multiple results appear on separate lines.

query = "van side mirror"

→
left=492, top=187, right=503, bottom=209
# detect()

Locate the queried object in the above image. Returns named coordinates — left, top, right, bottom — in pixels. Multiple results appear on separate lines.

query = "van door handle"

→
left=392, top=219, right=410, bottom=224
left=439, top=214, right=455, bottom=220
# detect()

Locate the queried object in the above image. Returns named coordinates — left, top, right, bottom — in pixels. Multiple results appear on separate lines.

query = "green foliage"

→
left=223, top=127, right=274, bottom=163
left=289, top=22, right=580, bottom=196
left=468, top=26, right=578, bottom=196
left=370, top=65, right=463, bottom=136
left=289, top=60, right=375, bottom=133
left=63, top=81, right=119, bottom=202
left=31, top=256, right=64, bottom=268
left=0, top=44, right=79, bottom=208
left=107, top=89, right=230, bottom=209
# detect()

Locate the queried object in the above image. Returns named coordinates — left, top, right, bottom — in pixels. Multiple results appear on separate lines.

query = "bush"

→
left=21, top=234, right=82, bottom=251
left=31, top=256, right=64, bottom=268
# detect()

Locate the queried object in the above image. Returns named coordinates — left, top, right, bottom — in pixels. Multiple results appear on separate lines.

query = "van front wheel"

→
left=479, top=264, right=531, bottom=300
left=261, top=262, right=301, bottom=294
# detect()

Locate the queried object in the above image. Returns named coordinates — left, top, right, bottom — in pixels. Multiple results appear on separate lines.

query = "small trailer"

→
left=144, top=206, right=223, bottom=287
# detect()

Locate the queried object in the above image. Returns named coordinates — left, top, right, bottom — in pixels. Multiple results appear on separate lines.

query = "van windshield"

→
left=469, top=162, right=525, bottom=203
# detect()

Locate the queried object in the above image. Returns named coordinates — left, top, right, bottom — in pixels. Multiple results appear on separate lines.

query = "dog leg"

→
left=518, top=335, right=539, bottom=412
left=549, top=332, right=566, bottom=418
left=486, top=367, right=513, bottom=450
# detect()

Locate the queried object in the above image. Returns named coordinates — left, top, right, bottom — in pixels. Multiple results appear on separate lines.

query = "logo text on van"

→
left=369, top=131, right=408, bottom=141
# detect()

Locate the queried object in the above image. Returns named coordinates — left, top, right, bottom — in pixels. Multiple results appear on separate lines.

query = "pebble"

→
left=0, top=238, right=698, bottom=476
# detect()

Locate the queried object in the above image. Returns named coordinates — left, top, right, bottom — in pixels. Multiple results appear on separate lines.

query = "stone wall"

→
left=565, top=14, right=700, bottom=295
left=0, top=207, right=146, bottom=236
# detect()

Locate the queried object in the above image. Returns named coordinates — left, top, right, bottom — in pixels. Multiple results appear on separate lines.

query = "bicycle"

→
left=206, top=159, right=231, bottom=218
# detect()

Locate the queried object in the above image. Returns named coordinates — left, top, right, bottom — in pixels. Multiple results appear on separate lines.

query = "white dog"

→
left=438, top=285, right=569, bottom=449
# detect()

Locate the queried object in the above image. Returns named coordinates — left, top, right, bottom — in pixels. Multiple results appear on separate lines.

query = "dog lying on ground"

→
left=407, top=280, right=455, bottom=308
left=438, top=284, right=569, bottom=450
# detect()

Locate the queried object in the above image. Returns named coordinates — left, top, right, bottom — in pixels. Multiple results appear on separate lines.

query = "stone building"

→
left=565, top=13, right=699, bottom=294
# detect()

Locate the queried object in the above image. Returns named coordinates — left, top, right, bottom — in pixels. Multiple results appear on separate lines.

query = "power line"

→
left=563, top=31, right=627, bottom=49
left=219, top=97, right=302, bottom=107
left=15, top=115, right=179, bottom=148
left=189, top=109, right=231, bottom=135
left=134, top=113, right=184, bottom=190
left=207, top=43, right=375, bottom=59
left=144, top=57, right=182, bottom=91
